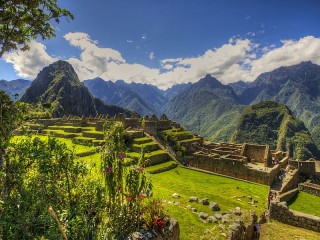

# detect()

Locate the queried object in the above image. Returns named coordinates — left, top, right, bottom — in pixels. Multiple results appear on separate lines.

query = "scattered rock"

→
left=222, top=217, right=229, bottom=223
left=200, top=198, right=209, bottom=205
left=174, top=202, right=180, bottom=205
left=214, top=213, right=222, bottom=220
left=131, top=232, right=144, bottom=240
left=191, top=208, right=197, bottom=212
left=186, top=205, right=192, bottom=209
left=167, top=201, right=174, bottom=204
left=235, top=207, right=241, bottom=216
left=248, top=196, right=252, bottom=200
left=189, top=196, right=198, bottom=202
left=209, top=202, right=220, bottom=211
left=199, top=212, right=210, bottom=220
left=207, top=216, right=218, bottom=223
left=172, top=193, right=180, bottom=198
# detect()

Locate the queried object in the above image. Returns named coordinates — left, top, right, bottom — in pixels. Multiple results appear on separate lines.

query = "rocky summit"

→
left=21, top=60, right=132, bottom=118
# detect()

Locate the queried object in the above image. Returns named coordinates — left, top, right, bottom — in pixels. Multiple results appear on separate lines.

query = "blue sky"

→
left=1, top=0, right=320, bottom=89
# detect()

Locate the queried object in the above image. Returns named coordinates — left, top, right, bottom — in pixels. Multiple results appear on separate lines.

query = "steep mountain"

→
left=231, top=101, right=319, bottom=160
left=228, top=81, right=251, bottom=95
left=127, top=82, right=167, bottom=112
left=164, top=74, right=244, bottom=141
left=21, top=61, right=131, bottom=118
left=163, top=82, right=192, bottom=100
left=239, top=61, right=320, bottom=148
left=84, top=78, right=160, bottom=115
left=0, top=79, right=31, bottom=99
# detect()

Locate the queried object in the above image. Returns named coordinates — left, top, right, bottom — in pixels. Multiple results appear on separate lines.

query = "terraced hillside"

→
left=18, top=120, right=177, bottom=174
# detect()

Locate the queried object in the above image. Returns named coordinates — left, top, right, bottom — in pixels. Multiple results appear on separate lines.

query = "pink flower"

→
left=105, top=167, right=112, bottom=173
left=118, top=152, right=126, bottom=159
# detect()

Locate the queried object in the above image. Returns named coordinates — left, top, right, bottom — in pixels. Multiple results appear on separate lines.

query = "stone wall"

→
left=278, top=188, right=299, bottom=202
left=241, top=144, right=272, bottom=167
left=299, top=182, right=320, bottom=197
left=227, top=210, right=257, bottom=240
left=289, top=160, right=316, bottom=176
left=270, top=202, right=320, bottom=232
left=189, top=153, right=276, bottom=185
left=279, top=169, right=299, bottom=194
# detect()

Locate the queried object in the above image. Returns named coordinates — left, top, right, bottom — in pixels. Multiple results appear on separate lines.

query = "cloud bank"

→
left=3, top=33, right=320, bottom=89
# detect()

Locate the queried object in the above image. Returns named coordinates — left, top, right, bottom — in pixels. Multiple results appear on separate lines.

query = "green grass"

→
left=179, top=137, right=201, bottom=143
left=145, top=149, right=166, bottom=157
left=261, top=220, right=320, bottom=240
left=133, top=141, right=157, bottom=148
left=149, top=167, right=269, bottom=240
left=146, top=160, right=177, bottom=172
left=288, top=192, right=320, bottom=216
left=133, top=137, right=152, bottom=143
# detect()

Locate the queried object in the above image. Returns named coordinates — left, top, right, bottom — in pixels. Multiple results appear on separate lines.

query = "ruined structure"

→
left=29, top=114, right=319, bottom=187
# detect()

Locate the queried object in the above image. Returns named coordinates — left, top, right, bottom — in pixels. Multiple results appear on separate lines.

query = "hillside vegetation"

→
left=231, top=101, right=319, bottom=160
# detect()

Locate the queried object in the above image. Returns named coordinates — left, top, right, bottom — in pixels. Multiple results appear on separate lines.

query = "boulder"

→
left=207, top=216, right=218, bottom=223
left=191, top=208, right=197, bottom=212
left=235, top=207, right=242, bottom=216
left=199, top=212, right=210, bottom=220
left=189, top=196, right=198, bottom=202
left=214, top=213, right=222, bottom=220
left=200, top=198, right=209, bottom=205
left=172, top=193, right=180, bottom=199
left=209, top=202, right=220, bottom=211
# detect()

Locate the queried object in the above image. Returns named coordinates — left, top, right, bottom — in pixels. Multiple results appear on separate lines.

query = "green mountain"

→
left=0, top=79, right=31, bottom=99
left=239, top=61, right=320, bottom=148
left=164, top=74, right=244, bottom=142
left=231, top=101, right=319, bottom=160
left=21, top=61, right=131, bottom=117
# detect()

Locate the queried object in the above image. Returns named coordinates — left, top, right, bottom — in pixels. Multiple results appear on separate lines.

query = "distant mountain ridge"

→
left=84, top=78, right=191, bottom=116
left=21, top=61, right=132, bottom=118
left=164, top=74, right=244, bottom=142
left=0, top=79, right=31, bottom=99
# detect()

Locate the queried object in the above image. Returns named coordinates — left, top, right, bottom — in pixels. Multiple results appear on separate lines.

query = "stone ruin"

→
left=186, top=141, right=288, bottom=185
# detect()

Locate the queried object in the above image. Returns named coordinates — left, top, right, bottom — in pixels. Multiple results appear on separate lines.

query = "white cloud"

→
left=4, top=32, right=320, bottom=90
left=149, top=52, right=155, bottom=60
left=3, top=41, right=57, bottom=79
left=248, top=36, right=320, bottom=79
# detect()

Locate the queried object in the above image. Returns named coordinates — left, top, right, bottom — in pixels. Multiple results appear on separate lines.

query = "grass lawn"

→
left=288, top=191, right=320, bottom=216
left=148, top=166, right=269, bottom=239
left=261, top=220, right=320, bottom=240
left=11, top=135, right=97, bottom=155
left=146, top=161, right=176, bottom=172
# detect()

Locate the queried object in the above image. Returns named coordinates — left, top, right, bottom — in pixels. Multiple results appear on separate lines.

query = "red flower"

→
left=105, top=167, right=112, bottom=173
left=153, top=217, right=166, bottom=230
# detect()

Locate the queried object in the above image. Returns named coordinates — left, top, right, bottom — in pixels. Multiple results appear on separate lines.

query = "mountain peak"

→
left=197, top=74, right=223, bottom=88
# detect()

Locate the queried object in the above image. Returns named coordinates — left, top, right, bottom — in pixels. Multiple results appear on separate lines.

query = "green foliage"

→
left=0, top=0, right=73, bottom=57
left=0, top=137, right=105, bottom=239
left=100, top=121, right=153, bottom=239
left=0, top=90, right=27, bottom=151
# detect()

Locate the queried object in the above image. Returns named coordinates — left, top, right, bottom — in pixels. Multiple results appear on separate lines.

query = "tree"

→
left=0, top=0, right=73, bottom=58
left=0, top=90, right=26, bottom=162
